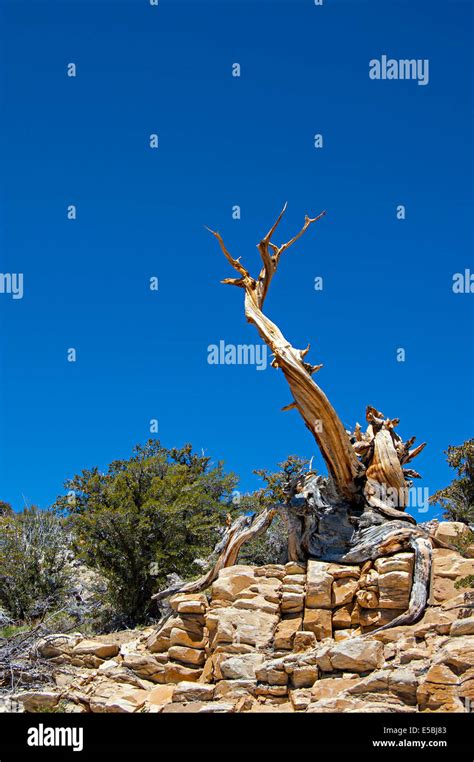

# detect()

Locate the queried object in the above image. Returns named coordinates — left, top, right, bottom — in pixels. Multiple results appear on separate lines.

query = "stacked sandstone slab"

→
left=12, top=522, right=474, bottom=714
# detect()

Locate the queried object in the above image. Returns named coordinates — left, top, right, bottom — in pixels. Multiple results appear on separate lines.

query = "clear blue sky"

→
left=0, top=0, right=472, bottom=522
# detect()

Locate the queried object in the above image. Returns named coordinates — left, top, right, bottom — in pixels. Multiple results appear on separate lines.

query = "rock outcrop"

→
left=7, top=522, right=474, bottom=714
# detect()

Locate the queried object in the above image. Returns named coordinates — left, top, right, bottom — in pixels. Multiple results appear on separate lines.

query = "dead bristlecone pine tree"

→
left=154, top=204, right=446, bottom=633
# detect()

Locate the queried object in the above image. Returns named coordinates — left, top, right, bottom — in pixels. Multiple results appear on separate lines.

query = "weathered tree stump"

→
left=153, top=205, right=435, bottom=633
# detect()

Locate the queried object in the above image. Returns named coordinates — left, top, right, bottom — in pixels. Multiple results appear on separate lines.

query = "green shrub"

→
left=0, top=507, right=70, bottom=621
left=54, top=440, right=238, bottom=625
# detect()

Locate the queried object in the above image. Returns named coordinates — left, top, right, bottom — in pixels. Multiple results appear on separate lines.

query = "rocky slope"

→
left=4, top=522, right=474, bottom=714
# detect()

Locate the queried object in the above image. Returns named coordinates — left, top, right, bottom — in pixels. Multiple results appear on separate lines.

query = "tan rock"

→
left=163, top=662, right=203, bottom=683
left=254, top=685, right=288, bottom=697
left=289, top=688, right=312, bottom=710
left=359, top=607, right=406, bottom=631
left=234, top=596, right=279, bottom=615
left=374, top=552, right=414, bottom=575
left=148, top=684, right=174, bottom=708
left=291, top=666, right=318, bottom=689
left=220, top=653, right=265, bottom=680
left=329, top=638, right=384, bottom=672
left=214, top=679, right=256, bottom=700
left=146, top=617, right=179, bottom=653
left=311, top=677, right=359, bottom=701
left=416, top=681, right=460, bottom=712
left=432, top=548, right=474, bottom=581
left=281, top=592, right=305, bottom=613
left=281, top=584, right=305, bottom=594
left=356, top=589, right=379, bottom=609
left=169, top=593, right=208, bottom=615
left=168, top=645, right=206, bottom=667
left=122, top=653, right=166, bottom=683
left=15, top=692, right=60, bottom=712
left=360, top=569, right=379, bottom=589
left=273, top=617, right=302, bottom=650
left=35, top=634, right=82, bottom=659
left=450, top=617, right=474, bottom=637
left=206, top=605, right=278, bottom=650
left=306, top=561, right=333, bottom=609
left=412, top=606, right=456, bottom=637
left=282, top=574, right=306, bottom=586
left=435, top=521, right=471, bottom=546
left=211, top=566, right=256, bottom=602
left=169, top=627, right=207, bottom=649
left=332, top=604, right=353, bottom=629
left=254, top=564, right=286, bottom=580
left=332, top=578, right=358, bottom=607
left=72, top=640, right=120, bottom=659
left=334, top=629, right=355, bottom=642
left=377, top=571, right=411, bottom=609
left=88, top=684, right=148, bottom=713
left=425, top=664, right=459, bottom=685
left=433, top=635, right=474, bottom=672
left=172, top=681, right=215, bottom=702
left=302, top=609, right=332, bottom=641
left=293, top=631, right=317, bottom=652
left=327, top=564, right=360, bottom=580
left=285, top=562, right=307, bottom=575
left=430, top=576, right=457, bottom=604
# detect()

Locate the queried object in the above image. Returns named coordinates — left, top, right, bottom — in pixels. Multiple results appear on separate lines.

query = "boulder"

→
left=234, top=596, right=279, bottom=615
left=328, top=638, right=384, bottom=672
left=214, top=680, right=256, bottom=700
left=146, top=617, right=179, bottom=653
left=291, top=666, right=318, bottom=689
left=374, top=552, right=414, bottom=575
left=450, top=617, right=474, bottom=637
left=169, top=627, right=207, bottom=649
left=303, top=608, right=332, bottom=641
left=15, top=692, right=60, bottom=713
left=306, top=561, right=333, bottom=609
left=163, top=662, right=203, bottom=683
left=293, top=631, right=317, bottom=652
left=332, top=578, right=358, bottom=607
left=219, top=653, right=264, bottom=680
left=148, top=684, right=174, bottom=708
left=327, top=564, right=360, bottom=580
left=434, top=521, right=471, bottom=546
left=172, top=681, right=215, bottom=702
left=35, top=634, right=82, bottom=659
left=285, top=562, right=307, bottom=575
left=169, top=593, right=208, bottom=615
left=281, top=592, right=305, bottom=613
left=310, top=677, right=359, bottom=702
left=332, top=604, right=354, bottom=629
left=121, top=653, right=166, bottom=683
left=359, top=607, right=406, bottom=631
left=72, top=640, right=120, bottom=659
left=274, top=617, right=302, bottom=650
left=377, top=571, right=411, bottom=609
left=211, top=566, right=256, bottom=602
left=168, top=645, right=206, bottom=667
left=356, top=590, right=379, bottom=609
left=206, top=606, right=278, bottom=650
left=433, top=635, right=474, bottom=672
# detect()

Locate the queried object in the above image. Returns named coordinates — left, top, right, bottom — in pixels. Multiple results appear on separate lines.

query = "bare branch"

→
left=206, top=226, right=252, bottom=280
left=275, top=210, right=327, bottom=263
